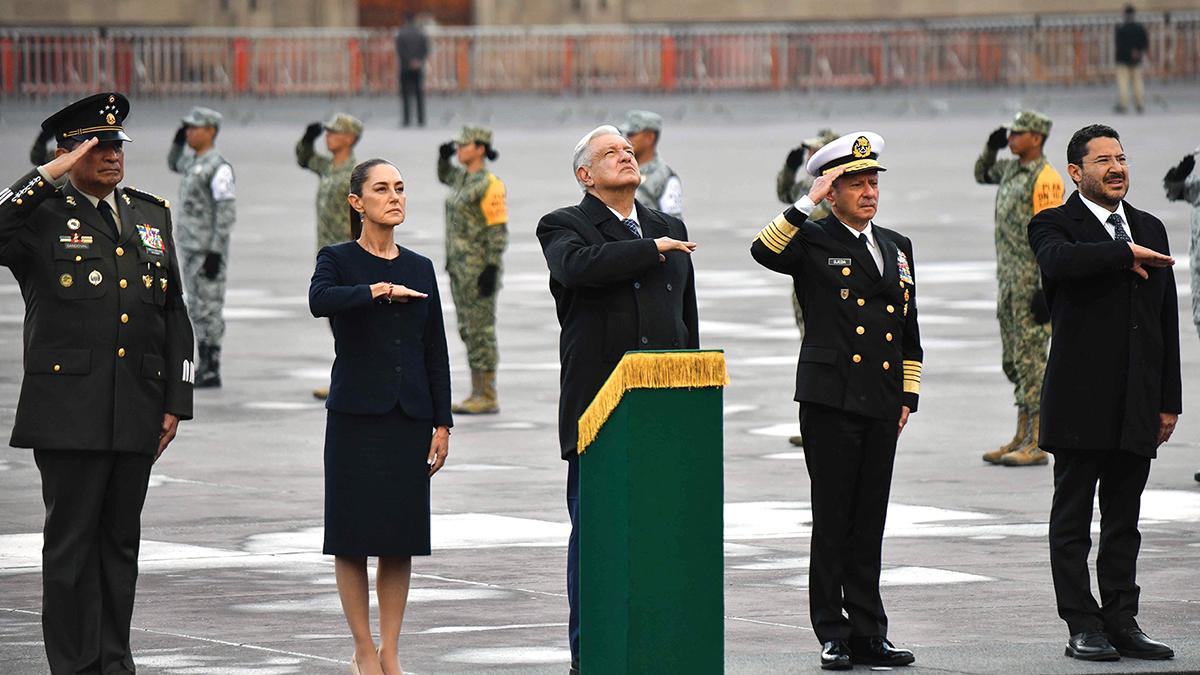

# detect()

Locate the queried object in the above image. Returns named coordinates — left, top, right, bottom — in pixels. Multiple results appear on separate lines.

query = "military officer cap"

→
left=323, top=112, right=364, bottom=138
left=454, top=125, right=494, bottom=146
left=41, top=92, right=132, bottom=145
left=181, top=106, right=222, bottom=128
left=619, top=110, right=663, bottom=136
left=1010, top=110, right=1052, bottom=137
left=803, top=128, right=839, bottom=151
left=805, top=131, right=887, bottom=178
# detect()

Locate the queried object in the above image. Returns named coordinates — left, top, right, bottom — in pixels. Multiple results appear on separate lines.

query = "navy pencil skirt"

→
left=323, top=407, right=432, bottom=556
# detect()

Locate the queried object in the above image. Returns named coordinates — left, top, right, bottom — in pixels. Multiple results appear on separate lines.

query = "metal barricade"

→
left=1, top=14, right=1198, bottom=99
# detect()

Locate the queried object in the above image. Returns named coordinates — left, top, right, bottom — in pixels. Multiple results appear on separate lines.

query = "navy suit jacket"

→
left=309, top=241, right=453, bottom=428
left=1028, top=191, right=1181, bottom=457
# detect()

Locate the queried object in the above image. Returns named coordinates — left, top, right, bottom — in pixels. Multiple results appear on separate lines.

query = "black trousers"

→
left=35, top=449, right=154, bottom=675
left=799, top=403, right=899, bottom=643
left=1049, top=448, right=1151, bottom=635
left=399, top=68, right=425, bottom=127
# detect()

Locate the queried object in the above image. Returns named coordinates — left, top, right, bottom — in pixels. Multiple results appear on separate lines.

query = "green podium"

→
left=577, top=350, right=728, bottom=673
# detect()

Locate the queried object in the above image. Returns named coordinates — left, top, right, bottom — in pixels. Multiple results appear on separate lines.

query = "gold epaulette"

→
left=902, top=359, right=922, bottom=395
left=754, top=212, right=798, bottom=254
left=124, top=186, right=170, bottom=209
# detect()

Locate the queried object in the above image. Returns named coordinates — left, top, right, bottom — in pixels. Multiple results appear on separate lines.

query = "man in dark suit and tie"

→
left=0, top=93, right=194, bottom=674
left=1028, top=123, right=1180, bottom=662
left=536, top=124, right=699, bottom=673
left=751, top=131, right=922, bottom=670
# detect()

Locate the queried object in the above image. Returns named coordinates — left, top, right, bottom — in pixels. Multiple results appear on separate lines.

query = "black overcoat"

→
left=1028, top=191, right=1182, bottom=457
left=751, top=208, right=923, bottom=418
left=0, top=169, right=194, bottom=453
left=537, top=193, right=699, bottom=458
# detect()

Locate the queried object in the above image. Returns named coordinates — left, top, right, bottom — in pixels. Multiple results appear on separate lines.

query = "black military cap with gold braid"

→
left=41, top=92, right=132, bottom=145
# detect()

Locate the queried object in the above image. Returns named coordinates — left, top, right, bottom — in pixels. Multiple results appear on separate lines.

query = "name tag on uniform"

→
left=828, top=257, right=851, bottom=266
left=136, top=224, right=165, bottom=255
left=59, top=234, right=94, bottom=250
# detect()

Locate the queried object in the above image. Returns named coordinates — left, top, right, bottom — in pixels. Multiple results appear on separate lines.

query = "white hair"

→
left=572, top=124, right=624, bottom=191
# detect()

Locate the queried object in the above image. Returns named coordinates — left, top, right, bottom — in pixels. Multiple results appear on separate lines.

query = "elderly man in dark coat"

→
left=1028, top=123, right=1180, bottom=663
left=536, top=124, right=699, bottom=673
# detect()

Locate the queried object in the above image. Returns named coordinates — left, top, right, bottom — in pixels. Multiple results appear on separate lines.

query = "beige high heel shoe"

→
left=350, top=654, right=361, bottom=675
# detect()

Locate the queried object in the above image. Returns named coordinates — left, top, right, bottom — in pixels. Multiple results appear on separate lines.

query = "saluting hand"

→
left=156, top=413, right=179, bottom=462
left=428, top=427, right=449, bottom=476
left=42, top=136, right=99, bottom=181
left=1128, top=243, right=1174, bottom=280
left=806, top=165, right=845, bottom=204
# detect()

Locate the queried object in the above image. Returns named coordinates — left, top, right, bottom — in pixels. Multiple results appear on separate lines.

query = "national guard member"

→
left=619, top=110, right=683, bottom=219
left=1163, top=146, right=1200, bottom=485
left=777, top=128, right=838, bottom=447
left=975, top=111, right=1064, bottom=467
left=438, top=126, right=508, bottom=413
left=30, top=127, right=54, bottom=166
left=296, top=112, right=361, bottom=399
left=0, top=93, right=194, bottom=675
left=751, top=132, right=921, bottom=671
left=168, top=106, right=235, bottom=388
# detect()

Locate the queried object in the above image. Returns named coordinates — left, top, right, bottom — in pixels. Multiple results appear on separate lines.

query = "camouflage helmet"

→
left=454, top=125, right=494, bottom=147
left=323, top=112, right=363, bottom=138
left=802, top=128, right=839, bottom=151
left=181, top=106, right=222, bottom=128
left=1010, top=110, right=1052, bottom=137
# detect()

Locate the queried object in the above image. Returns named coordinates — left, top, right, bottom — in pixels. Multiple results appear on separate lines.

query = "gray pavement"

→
left=1, top=84, right=1199, bottom=674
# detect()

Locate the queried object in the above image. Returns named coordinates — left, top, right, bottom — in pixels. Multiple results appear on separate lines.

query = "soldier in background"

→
left=619, top=110, right=682, bottom=219
left=1163, top=146, right=1199, bottom=484
left=1114, top=4, right=1150, bottom=114
left=438, top=126, right=508, bottom=414
left=975, top=111, right=1064, bottom=466
left=776, top=128, right=837, bottom=447
left=30, top=127, right=54, bottom=166
left=395, top=12, right=430, bottom=128
left=168, top=106, right=235, bottom=388
left=296, top=113, right=361, bottom=400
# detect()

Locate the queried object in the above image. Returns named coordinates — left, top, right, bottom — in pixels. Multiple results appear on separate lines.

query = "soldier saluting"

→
left=0, top=93, right=194, bottom=674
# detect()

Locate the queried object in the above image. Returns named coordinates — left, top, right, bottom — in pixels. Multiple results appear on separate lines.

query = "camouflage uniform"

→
left=1163, top=153, right=1200, bottom=337
left=619, top=110, right=683, bottom=218
left=777, top=129, right=837, bottom=340
left=296, top=113, right=361, bottom=250
left=974, top=111, right=1064, bottom=465
left=438, top=126, right=508, bottom=412
left=168, top=106, right=235, bottom=387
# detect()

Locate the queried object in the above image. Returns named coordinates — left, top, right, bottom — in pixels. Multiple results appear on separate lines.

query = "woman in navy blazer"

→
left=309, top=158, right=452, bottom=675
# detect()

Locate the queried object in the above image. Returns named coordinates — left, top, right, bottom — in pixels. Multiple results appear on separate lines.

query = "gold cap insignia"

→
left=59, top=273, right=73, bottom=288
left=88, top=270, right=103, bottom=286
left=852, top=136, right=872, bottom=158
left=105, top=113, right=116, bottom=125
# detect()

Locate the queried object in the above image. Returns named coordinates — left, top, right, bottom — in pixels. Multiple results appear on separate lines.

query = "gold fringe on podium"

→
left=577, top=350, right=729, bottom=454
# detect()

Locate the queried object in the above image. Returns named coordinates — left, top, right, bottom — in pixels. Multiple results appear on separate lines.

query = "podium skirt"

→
left=323, top=406, right=432, bottom=557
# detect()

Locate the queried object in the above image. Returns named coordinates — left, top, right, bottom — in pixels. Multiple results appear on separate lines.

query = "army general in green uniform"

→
left=438, top=126, right=508, bottom=414
left=0, top=93, right=193, bottom=674
left=975, top=111, right=1064, bottom=467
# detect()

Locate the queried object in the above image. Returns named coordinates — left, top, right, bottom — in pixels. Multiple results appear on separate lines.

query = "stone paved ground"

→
left=1, top=84, right=1198, bottom=674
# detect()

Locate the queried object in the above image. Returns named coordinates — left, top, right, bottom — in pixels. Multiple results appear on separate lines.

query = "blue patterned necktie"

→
left=622, top=218, right=642, bottom=238
left=1108, top=212, right=1131, bottom=242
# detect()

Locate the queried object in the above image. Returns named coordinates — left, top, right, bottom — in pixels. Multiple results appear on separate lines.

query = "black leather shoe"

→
left=568, top=662, right=579, bottom=675
left=849, top=637, right=915, bottom=667
left=820, top=640, right=852, bottom=670
left=1065, top=631, right=1120, bottom=661
left=1109, top=628, right=1174, bottom=660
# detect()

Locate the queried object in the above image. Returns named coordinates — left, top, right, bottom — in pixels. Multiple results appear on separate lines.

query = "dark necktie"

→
left=622, top=218, right=642, bottom=238
left=97, top=199, right=119, bottom=238
left=1107, top=212, right=1131, bottom=242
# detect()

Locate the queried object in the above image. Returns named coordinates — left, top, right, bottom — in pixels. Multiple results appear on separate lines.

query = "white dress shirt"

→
left=793, top=194, right=885, bottom=274
left=1078, top=193, right=1133, bottom=244
left=607, top=204, right=641, bottom=237
left=38, top=164, right=123, bottom=233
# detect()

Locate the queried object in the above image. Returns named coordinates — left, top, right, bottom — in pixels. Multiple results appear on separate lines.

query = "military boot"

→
left=1001, top=413, right=1048, bottom=466
left=983, top=407, right=1028, bottom=464
left=452, top=370, right=499, bottom=414
left=312, top=386, right=329, bottom=400
left=788, top=435, right=804, bottom=447
left=195, top=343, right=222, bottom=388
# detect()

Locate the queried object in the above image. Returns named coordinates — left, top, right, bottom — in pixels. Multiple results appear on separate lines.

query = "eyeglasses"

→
left=1080, top=155, right=1129, bottom=168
